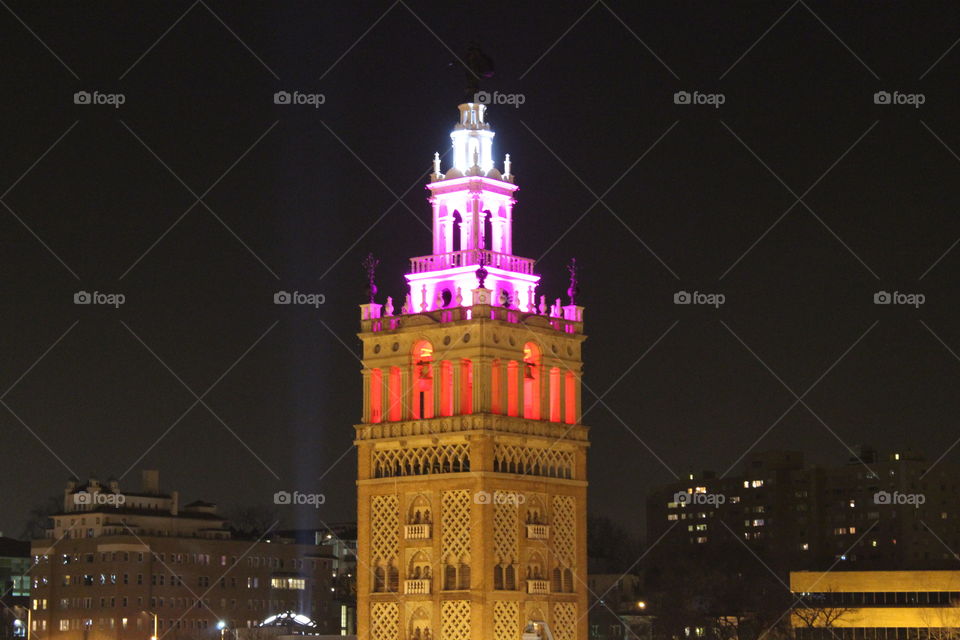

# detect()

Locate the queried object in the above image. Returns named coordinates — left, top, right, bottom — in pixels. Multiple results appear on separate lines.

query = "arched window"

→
left=387, top=564, right=399, bottom=592
left=494, top=565, right=504, bottom=590
left=388, top=367, right=402, bottom=422
left=523, top=343, right=541, bottom=420
left=460, top=359, right=473, bottom=415
left=551, top=567, right=562, bottom=593
left=506, top=361, right=519, bottom=417
left=373, top=566, right=385, bottom=592
left=564, top=371, right=577, bottom=424
left=452, top=211, right=462, bottom=253
left=563, top=568, right=574, bottom=593
left=491, top=359, right=502, bottom=415
left=458, top=562, right=470, bottom=589
left=412, top=340, right=434, bottom=420
left=549, top=367, right=561, bottom=423
left=369, top=368, right=382, bottom=424
left=505, top=564, right=516, bottom=590
left=444, top=565, right=457, bottom=590
left=439, top=361, right=453, bottom=417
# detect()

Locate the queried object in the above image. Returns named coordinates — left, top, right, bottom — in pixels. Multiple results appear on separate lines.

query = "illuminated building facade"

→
left=791, top=570, right=960, bottom=638
left=355, top=102, right=589, bottom=640
left=29, top=472, right=337, bottom=640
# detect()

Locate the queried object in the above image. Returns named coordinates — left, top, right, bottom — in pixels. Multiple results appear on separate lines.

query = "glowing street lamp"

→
left=139, top=611, right=158, bottom=640
left=217, top=620, right=227, bottom=640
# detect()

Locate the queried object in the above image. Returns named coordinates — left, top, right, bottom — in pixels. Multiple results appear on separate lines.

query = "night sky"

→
left=2, top=1, right=960, bottom=541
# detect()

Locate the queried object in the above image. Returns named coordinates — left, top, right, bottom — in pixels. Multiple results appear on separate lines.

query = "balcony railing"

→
left=527, top=579, right=550, bottom=595
left=404, top=524, right=431, bottom=540
left=526, top=524, right=549, bottom=540
left=409, top=249, right=535, bottom=275
left=404, top=579, right=431, bottom=595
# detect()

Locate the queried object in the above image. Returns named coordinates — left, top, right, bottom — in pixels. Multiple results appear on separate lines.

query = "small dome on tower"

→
left=485, top=167, right=503, bottom=180
left=445, top=167, right=463, bottom=179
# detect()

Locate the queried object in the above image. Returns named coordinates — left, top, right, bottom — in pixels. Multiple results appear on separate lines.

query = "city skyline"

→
left=4, top=0, right=960, bottom=553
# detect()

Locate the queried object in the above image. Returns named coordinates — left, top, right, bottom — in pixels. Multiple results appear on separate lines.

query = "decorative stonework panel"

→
left=371, top=494, right=400, bottom=563
left=493, top=491, right=519, bottom=563
left=441, top=490, right=471, bottom=560
left=552, top=602, right=576, bottom=640
left=371, top=602, right=400, bottom=640
left=373, top=443, right=470, bottom=477
left=440, top=600, right=471, bottom=640
left=493, top=601, right=520, bottom=640
left=493, top=443, right=574, bottom=479
left=552, top=495, right=575, bottom=567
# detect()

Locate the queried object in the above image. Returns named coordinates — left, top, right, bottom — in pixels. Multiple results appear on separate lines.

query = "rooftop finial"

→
left=475, top=253, right=488, bottom=289
left=567, top=258, right=579, bottom=305
left=362, top=253, right=380, bottom=304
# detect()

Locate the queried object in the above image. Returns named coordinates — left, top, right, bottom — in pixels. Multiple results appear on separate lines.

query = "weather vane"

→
left=454, top=42, right=495, bottom=101
left=362, top=253, right=380, bottom=304
left=567, top=258, right=579, bottom=306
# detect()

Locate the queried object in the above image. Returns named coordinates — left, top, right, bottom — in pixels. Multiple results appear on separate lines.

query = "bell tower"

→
left=355, top=102, right=589, bottom=640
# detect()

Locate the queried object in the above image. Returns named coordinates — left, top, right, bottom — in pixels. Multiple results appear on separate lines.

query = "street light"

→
left=217, top=620, right=227, bottom=640
left=139, top=611, right=158, bottom=640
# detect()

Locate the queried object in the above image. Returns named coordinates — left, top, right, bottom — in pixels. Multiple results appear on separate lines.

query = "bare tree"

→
left=792, top=590, right=857, bottom=631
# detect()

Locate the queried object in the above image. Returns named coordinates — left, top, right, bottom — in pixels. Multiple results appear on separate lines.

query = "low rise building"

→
left=790, top=570, right=960, bottom=639
left=30, top=471, right=337, bottom=640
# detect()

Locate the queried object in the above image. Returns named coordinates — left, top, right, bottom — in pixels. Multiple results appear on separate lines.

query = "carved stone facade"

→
left=356, top=102, right=588, bottom=640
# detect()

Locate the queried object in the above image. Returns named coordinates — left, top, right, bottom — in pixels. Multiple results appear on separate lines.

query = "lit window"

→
left=270, top=577, right=306, bottom=590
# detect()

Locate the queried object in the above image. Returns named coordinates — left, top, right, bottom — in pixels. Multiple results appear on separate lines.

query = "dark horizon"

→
left=3, top=1, right=960, bottom=545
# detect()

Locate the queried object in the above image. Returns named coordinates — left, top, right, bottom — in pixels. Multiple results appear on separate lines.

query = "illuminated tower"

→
left=356, top=102, right=588, bottom=640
